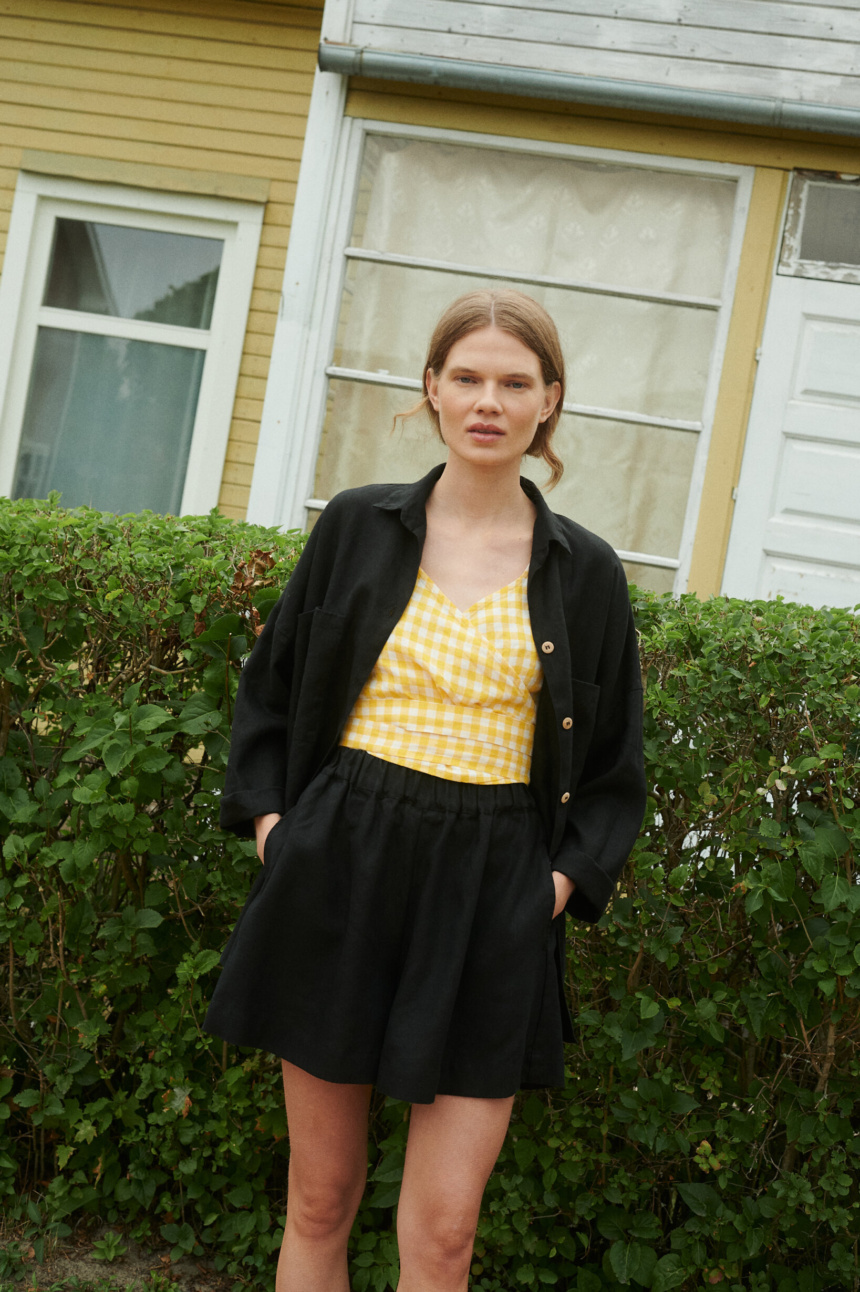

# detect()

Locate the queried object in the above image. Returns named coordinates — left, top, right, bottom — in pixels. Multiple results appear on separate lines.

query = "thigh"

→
left=399, top=1094, right=515, bottom=1223
left=281, top=1060, right=372, bottom=1193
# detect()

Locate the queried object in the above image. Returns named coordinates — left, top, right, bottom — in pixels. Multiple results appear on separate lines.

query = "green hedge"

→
left=1, top=495, right=858, bottom=1292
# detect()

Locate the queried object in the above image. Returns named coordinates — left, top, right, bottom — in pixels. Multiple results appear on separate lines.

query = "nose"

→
left=475, top=382, right=502, bottom=413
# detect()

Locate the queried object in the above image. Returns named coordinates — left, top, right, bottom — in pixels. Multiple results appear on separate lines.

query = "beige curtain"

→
left=315, top=136, right=737, bottom=588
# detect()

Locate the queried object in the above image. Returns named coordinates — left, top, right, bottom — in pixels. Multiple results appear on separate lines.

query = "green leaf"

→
left=740, top=987, right=770, bottom=1040
left=620, top=1020, right=663, bottom=1061
left=676, top=1182, right=722, bottom=1218
left=596, top=1209, right=628, bottom=1241
left=192, top=949, right=221, bottom=975
left=368, top=1183, right=402, bottom=1209
left=608, top=1239, right=653, bottom=1284
left=255, top=592, right=280, bottom=622
left=180, top=692, right=218, bottom=722
left=799, top=841, right=825, bottom=883
left=129, top=908, right=163, bottom=930
left=102, top=740, right=134, bottom=777
left=514, top=1138, right=538, bottom=1171
left=816, top=873, right=851, bottom=912
left=652, top=1254, right=687, bottom=1292
left=227, top=1182, right=253, bottom=1208
left=133, top=705, right=172, bottom=732
left=2, top=833, right=26, bottom=861
left=196, top=613, right=242, bottom=643
left=134, top=746, right=172, bottom=772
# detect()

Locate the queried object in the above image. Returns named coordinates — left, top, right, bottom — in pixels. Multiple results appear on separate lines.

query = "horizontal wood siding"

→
left=350, top=0, right=860, bottom=110
left=0, top=0, right=324, bottom=519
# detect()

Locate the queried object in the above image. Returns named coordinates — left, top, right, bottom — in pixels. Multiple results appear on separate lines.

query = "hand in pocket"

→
left=254, top=813, right=283, bottom=864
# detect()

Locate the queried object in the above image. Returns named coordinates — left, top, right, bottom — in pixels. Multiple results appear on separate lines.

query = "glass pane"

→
left=522, top=414, right=698, bottom=559
left=315, top=382, right=696, bottom=580
left=43, top=219, right=223, bottom=328
left=800, top=184, right=860, bottom=267
left=352, top=135, right=736, bottom=298
left=12, top=327, right=204, bottom=514
left=622, top=562, right=675, bottom=594
left=334, top=260, right=716, bottom=422
left=314, top=380, right=445, bottom=501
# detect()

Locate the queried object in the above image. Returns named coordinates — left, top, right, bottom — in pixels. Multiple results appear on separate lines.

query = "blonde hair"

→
left=400, top=289, right=566, bottom=487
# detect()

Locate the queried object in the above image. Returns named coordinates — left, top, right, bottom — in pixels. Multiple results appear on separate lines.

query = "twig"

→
left=626, top=942, right=645, bottom=995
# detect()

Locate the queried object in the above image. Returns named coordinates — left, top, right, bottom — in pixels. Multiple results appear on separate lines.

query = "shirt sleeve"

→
left=218, top=521, right=322, bottom=837
left=552, top=576, right=647, bottom=922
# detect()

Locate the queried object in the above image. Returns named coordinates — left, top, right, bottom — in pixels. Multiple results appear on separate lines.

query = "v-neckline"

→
left=417, top=566, right=529, bottom=615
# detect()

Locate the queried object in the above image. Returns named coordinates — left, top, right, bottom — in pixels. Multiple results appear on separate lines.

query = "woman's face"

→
left=426, top=326, right=560, bottom=474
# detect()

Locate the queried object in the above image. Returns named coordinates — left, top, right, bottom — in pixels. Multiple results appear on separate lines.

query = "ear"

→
left=539, top=380, right=561, bottom=423
left=426, top=367, right=439, bottom=411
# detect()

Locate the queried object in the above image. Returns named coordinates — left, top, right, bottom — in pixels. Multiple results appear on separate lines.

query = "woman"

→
left=206, top=289, right=646, bottom=1291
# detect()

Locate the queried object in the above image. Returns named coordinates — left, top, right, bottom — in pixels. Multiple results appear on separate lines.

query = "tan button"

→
left=561, top=792, right=570, bottom=804
left=541, top=641, right=554, bottom=654
left=562, top=717, right=573, bottom=730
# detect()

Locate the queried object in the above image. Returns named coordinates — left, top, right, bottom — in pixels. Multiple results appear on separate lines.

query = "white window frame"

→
left=0, top=172, right=263, bottom=514
left=252, top=91, right=752, bottom=593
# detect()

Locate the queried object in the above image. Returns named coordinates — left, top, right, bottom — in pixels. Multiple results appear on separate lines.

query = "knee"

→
left=288, top=1170, right=365, bottom=1243
left=401, top=1206, right=476, bottom=1277
left=429, top=1215, right=476, bottom=1272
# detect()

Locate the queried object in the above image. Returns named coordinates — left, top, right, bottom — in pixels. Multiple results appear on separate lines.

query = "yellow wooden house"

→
left=0, top=0, right=858, bottom=607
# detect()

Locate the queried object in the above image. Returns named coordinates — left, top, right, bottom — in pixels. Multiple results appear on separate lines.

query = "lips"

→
left=468, top=423, right=503, bottom=437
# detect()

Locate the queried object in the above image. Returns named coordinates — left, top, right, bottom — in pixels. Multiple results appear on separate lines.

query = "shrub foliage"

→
left=0, top=496, right=858, bottom=1292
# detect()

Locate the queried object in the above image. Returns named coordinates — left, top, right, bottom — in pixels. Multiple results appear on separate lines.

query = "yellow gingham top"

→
left=340, top=567, right=542, bottom=784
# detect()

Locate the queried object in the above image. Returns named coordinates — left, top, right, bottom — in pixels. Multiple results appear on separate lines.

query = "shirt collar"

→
left=372, top=464, right=445, bottom=541
left=373, top=464, right=571, bottom=558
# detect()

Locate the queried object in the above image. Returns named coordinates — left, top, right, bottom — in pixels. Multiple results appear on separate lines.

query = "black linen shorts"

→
left=204, top=747, right=570, bottom=1104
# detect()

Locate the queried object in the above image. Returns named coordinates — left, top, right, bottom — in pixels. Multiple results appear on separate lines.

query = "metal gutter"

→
left=318, top=43, right=860, bottom=139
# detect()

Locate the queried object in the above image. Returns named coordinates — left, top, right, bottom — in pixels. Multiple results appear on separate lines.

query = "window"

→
left=277, top=123, right=750, bottom=594
left=0, top=173, right=263, bottom=515
left=779, top=171, right=860, bottom=284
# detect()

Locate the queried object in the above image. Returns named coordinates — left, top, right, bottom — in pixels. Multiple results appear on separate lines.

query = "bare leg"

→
left=276, top=1060, right=372, bottom=1292
left=396, top=1094, right=515, bottom=1292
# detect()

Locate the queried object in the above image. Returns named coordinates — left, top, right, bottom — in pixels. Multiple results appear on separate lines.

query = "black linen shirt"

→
left=220, top=464, right=646, bottom=923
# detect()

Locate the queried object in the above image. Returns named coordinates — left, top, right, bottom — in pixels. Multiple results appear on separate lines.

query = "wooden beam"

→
left=686, top=166, right=788, bottom=598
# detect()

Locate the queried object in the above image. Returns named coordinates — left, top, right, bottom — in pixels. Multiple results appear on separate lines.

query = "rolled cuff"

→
left=219, top=788, right=286, bottom=838
left=550, top=847, right=616, bottom=923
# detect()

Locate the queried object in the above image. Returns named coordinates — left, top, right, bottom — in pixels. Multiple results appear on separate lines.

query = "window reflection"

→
left=13, top=328, right=204, bottom=514
left=43, top=220, right=223, bottom=328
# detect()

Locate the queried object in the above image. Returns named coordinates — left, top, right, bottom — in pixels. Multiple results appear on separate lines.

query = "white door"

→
left=722, top=274, right=860, bottom=608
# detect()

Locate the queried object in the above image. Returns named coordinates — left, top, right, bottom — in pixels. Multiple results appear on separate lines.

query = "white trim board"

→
left=247, top=67, right=349, bottom=529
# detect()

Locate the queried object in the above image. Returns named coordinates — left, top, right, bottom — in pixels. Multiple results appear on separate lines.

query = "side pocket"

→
left=261, top=814, right=287, bottom=868
left=543, top=856, right=559, bottom=925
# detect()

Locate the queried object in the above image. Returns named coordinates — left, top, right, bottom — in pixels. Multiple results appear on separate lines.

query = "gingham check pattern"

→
left=340, top=568, right=543, bottom=784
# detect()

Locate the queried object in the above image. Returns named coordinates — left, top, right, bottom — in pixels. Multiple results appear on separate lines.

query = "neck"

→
left=429, top=456, right=531, bottom=525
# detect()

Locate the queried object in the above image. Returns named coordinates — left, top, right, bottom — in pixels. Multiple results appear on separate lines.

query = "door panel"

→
left=760, top=555, right=860, bottom=607
left=722, top=276, right=860, bottom=607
